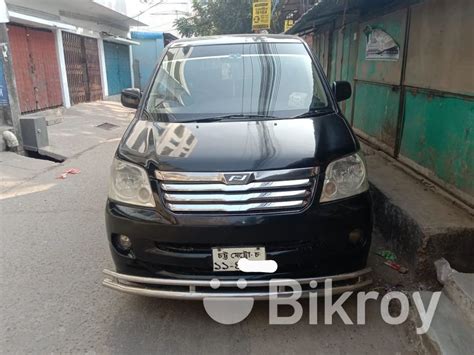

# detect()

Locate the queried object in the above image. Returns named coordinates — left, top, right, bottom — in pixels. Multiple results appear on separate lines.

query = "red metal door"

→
left=28, top=28, right=63, bottom=110
left=7, top=24, right=62, bottom=113
left=62, top=32, right=102, bottom=104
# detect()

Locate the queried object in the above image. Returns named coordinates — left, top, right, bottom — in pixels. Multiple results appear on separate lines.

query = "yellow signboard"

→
left=252, top=0, right=272, bottom=31
left=284, top=19, right=294, bottom=32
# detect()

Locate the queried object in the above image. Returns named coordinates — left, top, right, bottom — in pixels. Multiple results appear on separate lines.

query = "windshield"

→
left=145, top=42, right=329, bottom=121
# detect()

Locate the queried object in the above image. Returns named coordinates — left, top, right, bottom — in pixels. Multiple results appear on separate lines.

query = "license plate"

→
left=212, top=246, right=266, bottom=272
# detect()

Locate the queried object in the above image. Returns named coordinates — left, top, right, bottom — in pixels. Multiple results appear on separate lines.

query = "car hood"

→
left=117, top=114, right=358, bottom=172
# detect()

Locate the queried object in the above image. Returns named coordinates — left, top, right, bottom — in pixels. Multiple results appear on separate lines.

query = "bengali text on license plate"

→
left=212, top=246, right=266, bottom=272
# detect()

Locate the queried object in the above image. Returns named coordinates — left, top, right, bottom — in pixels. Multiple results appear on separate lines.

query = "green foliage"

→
left=174, top=0, right=253, bottom=37
left=271, top=0, right=285, bottom=34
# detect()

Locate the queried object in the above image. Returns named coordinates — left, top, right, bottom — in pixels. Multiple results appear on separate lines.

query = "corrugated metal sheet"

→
left=286, top=0, right=394, bottom=35
left=104, top=41, right=131, bottom=95
left=131, top=31, right=164, bottom=40
left=7, top=24, right=35, bottom=112
left=28, top=28, right=63, bottom=110
left=62, top=32, right=102, bottom=104
left=7, top=24, right=62, bottom=113
left=400, top=89, right=474, bottom=195
left=352, top=81, right=400, bottom=150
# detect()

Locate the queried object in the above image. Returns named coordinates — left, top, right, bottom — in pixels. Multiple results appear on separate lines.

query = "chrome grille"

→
left=156, top=167, right=318, bottom=213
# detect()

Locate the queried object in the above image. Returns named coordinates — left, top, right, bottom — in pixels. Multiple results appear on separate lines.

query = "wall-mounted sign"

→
left=284, top=19, right=294, bottom=32
left=365, top=27, right=399, bottom=60
left=0, top=60, right=9, bottom=106
left=252, top=0, right=272, bottom=31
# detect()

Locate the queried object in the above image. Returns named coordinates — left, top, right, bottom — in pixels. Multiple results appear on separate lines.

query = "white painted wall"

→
left=0, top=0, right=9, bottom=22
left=54, top=29, right=71, bottom=108
left=97, top=38, right=109, bottom=97
left=93, top=0, right=127, bottom=15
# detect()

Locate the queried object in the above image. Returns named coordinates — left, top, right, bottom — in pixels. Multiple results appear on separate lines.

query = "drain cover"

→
left=96, top=122, right=119, bottom=130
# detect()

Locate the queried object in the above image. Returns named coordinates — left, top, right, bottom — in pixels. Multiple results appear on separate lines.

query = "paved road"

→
left=1, top=104, right=418, bottom=354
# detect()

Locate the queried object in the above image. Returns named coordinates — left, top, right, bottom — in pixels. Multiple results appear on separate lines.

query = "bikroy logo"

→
left=203, top=259, right=441, bottom=334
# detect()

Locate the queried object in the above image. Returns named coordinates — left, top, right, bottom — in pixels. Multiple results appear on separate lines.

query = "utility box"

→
left=20, top=116, right=49, bottom=151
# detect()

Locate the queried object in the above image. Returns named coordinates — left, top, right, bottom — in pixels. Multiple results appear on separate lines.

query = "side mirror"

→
left=121, top=88, right=141, bottom=109
left=332, top=81, right=352, bottom=102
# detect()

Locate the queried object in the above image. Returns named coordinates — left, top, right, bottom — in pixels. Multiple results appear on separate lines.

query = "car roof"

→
left=169, top=34, right=304, bottom=47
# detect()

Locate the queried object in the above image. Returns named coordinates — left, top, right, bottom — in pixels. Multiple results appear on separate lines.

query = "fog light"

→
left=348, top=229, right=363, bottom=244
left=118, top=234, right=132, bottom=250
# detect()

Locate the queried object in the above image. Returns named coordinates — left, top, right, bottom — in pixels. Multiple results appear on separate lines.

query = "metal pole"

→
left=394, top=6, right=411, bottom=158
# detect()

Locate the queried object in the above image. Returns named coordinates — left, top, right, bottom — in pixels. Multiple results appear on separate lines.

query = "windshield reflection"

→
left=145, top=42, right=328, bottom=121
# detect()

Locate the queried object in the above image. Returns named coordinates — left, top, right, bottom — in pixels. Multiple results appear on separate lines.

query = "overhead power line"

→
left=130, top=0, right=165, bottom=19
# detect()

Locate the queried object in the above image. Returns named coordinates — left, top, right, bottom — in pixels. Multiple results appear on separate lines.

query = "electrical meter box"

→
left=20, top=116, right=49, bottom=151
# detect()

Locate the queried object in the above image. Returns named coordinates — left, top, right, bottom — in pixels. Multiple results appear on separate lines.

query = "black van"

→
left=103, top=35, right=372, bottom=299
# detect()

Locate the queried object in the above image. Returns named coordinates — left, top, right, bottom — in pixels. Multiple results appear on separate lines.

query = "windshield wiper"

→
left=293, top=108, right=333, bottom=118
left=180, top=114, right=279, bottom=123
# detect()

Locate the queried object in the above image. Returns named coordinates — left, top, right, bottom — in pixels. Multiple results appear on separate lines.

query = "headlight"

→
left=320, top=152, right=368, bottom=202
left=108, top=158, right=155, bottom=207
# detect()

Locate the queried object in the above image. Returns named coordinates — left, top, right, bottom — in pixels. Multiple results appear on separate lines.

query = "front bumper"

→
left=105, top=191, right=372, bottom=278
left=102, top=267, right=372, bottom=300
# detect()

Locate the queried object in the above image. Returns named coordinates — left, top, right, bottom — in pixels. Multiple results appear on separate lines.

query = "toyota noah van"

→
left=103, top=35, right=373, bottom=299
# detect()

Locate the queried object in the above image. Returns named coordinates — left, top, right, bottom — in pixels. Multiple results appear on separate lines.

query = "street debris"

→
left=375, top=249, right=397, bottom=261
left=384, top=260, right=409, bottom=274
left=57, top=168, right=80, bottom=179
left=374, top=249, right=408, bottom=274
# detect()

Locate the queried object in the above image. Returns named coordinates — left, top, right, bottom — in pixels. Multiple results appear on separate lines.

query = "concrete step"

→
left=22, top=106, right=65, bottom=126
left=444, top=273, right=474, bottom=327
left=362, top=143, right=474, bottom=282
left=413, top=291, right=474, bottom=354
left=435, top=258, right=474, bottom=327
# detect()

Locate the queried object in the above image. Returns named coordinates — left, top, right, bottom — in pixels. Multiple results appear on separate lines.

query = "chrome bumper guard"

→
left=102, top=268, right=372, bottom=300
